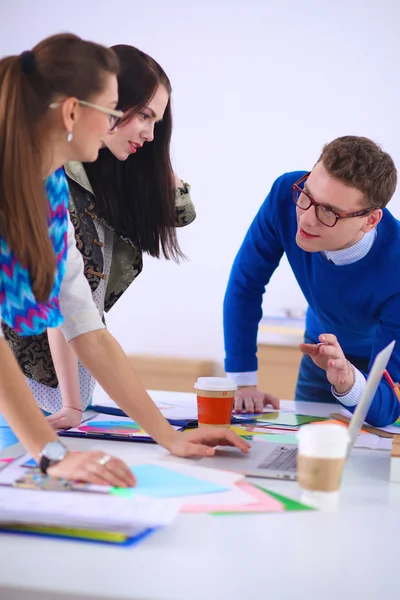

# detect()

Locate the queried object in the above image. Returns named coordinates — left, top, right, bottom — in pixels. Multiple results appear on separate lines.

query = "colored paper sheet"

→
left=257, top=487, right=314, bottom=511
left=78, top=419, right=149, bottom=436
left=207, top=482, right=284, bottom=514
left=244, top=424, right=297, bottom=433
left=229, top=425, right=268, bottom=439
left=253, top=433, right=298, bottom=445
left=202, top=481, right=285, bottom=514
left=0, top=427, right=19, bottom=451
left=62, top=414, right=182, bottom=440
left=111, top=464, right=228, bottom=499
left=0, top=524, right=128, bottom=543
left=229, top=424, right=299, bottom=439
left=180, top=483, right=259, bottom=512
left=0, top=524, right=157, bottom=546
left=212, top=486, right=313, bottom=515
left=253, top=413, right=327, bottom=426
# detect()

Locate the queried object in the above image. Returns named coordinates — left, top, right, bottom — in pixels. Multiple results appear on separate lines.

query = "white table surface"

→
left=1, top=394, right=400, bottom=600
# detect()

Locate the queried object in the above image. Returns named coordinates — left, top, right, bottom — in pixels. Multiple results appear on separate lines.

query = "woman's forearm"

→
left=48, top=327, right=82, bottom=410
left=0, top=339, right=58, bottom=459
left=70, top=329, right=177, bottom=449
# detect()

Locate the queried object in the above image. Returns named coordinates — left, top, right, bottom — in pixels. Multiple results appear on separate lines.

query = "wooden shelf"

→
left=128, top=345, right=301, bottom=399
left=128, top=354, right=214, bottom=393
left=257, top=344, right=302, bottom=400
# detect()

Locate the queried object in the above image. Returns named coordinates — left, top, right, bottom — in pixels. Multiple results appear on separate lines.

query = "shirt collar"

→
left=321, top=228, right=377, bottom=266
left=64, top=161, right=94, bottom=195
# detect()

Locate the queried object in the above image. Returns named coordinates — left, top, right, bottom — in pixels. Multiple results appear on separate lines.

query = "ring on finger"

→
left=97, top=454, right=112, bottom=467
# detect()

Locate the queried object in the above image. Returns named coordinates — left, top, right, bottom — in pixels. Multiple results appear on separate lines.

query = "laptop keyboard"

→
left=257, top=446, right=298, bottom=472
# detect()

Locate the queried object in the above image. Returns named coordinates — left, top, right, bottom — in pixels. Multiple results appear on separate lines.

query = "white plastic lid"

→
left=296, top=423, right=350, bottom=459
left=193, top=377, right=237, bottom=391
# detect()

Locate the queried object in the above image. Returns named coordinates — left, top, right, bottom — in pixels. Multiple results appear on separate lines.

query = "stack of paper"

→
left=0, top=456, right=313, bottom=531
left=0, top=486, right=181, bottom=535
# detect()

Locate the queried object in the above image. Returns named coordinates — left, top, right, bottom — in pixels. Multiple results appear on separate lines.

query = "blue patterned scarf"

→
left=0, top=168, right=69, bottom=335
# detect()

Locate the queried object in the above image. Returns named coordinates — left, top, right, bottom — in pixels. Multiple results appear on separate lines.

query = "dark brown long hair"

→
left=83, top=45, right=182, bottom=260
left=0, top=33, right=118, bottom=303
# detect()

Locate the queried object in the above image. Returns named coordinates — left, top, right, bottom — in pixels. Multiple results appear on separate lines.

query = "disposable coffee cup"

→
left=194, top=377, right=237, bottom=428
left=296, top=423, right=350, bottom=509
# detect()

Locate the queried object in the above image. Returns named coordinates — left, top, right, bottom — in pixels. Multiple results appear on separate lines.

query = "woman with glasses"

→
left=0, top=33, right=135, bottom=485
left=0, top=35, right=249, bottom=484
left=223, top=136, right=400, bottom=427
left=4, top=45, right=196, bottom=428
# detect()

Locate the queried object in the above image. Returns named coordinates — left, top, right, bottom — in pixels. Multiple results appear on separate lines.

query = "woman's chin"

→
left=107, top=147, right=130, bottom=161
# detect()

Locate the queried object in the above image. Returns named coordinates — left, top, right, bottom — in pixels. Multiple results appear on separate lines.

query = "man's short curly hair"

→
left=318, top=136, right=397, bottom=209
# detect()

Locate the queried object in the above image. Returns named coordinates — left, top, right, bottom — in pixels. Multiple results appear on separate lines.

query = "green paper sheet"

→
left=211, top=487, right=313, bottom=515
left=254, top=433, right=298, bottom=445
left=254, top=413, right=327, bottom=426
left=1, top=524, right=128, bottom=543
left=256, top=487, right=314, bottom=511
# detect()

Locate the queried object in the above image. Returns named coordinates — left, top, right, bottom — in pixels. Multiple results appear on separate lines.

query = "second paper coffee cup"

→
left=296, top=423, right=349, bottom=508
left=194, top=377, right=237, bottom=428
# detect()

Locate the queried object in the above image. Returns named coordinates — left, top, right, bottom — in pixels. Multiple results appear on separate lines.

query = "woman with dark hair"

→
left=5, top=45, right=195, bottom=428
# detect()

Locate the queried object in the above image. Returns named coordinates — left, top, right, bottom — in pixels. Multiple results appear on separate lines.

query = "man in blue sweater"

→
left=223, top=136, right=400, bottom=427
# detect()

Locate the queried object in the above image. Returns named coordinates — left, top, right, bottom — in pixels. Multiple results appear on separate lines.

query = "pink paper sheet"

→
left=182, top=481, right=284, bottom=513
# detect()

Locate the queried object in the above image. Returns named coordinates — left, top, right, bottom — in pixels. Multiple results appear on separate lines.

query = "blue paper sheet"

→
left=112, top=464, right=228, bottom=498
left=0, top=427, right=18, bottom=452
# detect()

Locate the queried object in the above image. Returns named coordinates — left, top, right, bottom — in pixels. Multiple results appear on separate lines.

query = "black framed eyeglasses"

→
left=292, top=173, right=373, bottom=228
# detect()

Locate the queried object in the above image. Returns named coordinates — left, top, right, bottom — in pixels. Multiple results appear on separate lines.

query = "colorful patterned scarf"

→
left=0, top=168, right=69, bottom=335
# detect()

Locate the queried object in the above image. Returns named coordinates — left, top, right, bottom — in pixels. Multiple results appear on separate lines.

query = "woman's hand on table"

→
left=46, top=406, right=82, bottom=430
left=167, top=427, right=251, bottom=458
left=47, top=451, right=136, bottom=488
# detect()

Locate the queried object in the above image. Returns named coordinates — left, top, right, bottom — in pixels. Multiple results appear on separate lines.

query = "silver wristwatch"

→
left=39, top=440, right=68, bottom=474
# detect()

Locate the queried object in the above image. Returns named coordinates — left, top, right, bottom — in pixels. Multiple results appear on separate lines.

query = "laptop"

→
left=185, top=341, right=395, bottom=480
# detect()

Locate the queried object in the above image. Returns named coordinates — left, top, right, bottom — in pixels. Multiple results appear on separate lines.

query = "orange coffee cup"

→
left=194, top=377, right=237, bottom=428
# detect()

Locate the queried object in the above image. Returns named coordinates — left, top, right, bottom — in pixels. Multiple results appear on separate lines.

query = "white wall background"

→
left=1, top=0, right=400, bottom=370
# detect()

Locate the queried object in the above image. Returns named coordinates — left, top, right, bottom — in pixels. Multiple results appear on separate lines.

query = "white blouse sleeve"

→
left=58, top=216, right=105, bottom=342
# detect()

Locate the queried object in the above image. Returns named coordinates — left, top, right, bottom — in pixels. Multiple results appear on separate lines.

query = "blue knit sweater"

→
left=223, top=171, right=400, bottom=427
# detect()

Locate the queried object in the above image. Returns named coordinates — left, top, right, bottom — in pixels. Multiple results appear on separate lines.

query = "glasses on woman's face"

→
left=49, top=100, right=124, bottom=131
left=292, top=173, right=373, bottom=228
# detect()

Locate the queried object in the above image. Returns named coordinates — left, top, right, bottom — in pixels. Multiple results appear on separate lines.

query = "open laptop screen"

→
left=347, top=340, right=395, bottom=451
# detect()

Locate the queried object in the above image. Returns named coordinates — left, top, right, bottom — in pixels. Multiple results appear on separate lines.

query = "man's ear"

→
left=362, top=208, right=382, bottom=232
